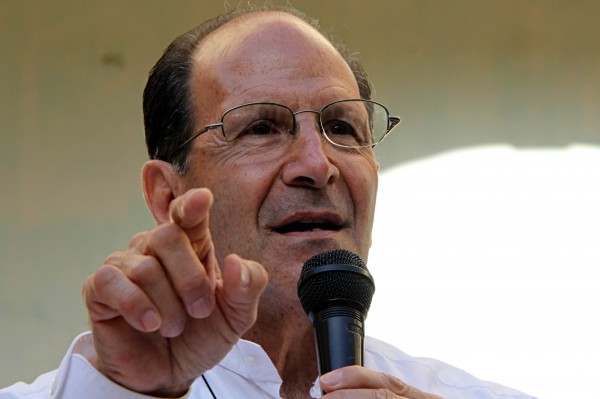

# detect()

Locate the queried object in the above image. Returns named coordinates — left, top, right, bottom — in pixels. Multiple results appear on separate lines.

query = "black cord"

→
left=202, top=374, right=218, bottom=399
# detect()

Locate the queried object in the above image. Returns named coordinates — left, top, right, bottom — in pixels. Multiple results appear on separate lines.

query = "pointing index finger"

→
left=169, top=188, right=214, bottom=242
left=168, top=188, right=218, bottom=282
left=166, top=187, right=220, bottom=317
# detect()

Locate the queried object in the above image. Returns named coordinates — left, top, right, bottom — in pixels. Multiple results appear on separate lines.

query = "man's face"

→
left=181, top=13, right=379, bottom=302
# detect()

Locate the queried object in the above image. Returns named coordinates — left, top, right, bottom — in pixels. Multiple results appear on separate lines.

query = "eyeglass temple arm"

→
left=388, top=116, right=401, bottom=131
left=176, top=123, right=222, bottom=152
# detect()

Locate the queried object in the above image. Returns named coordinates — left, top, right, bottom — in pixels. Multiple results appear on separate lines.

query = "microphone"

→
left=297, top=249, right=375, bottom=385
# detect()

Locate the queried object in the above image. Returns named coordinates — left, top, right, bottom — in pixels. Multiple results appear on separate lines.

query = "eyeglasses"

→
left=175, top=99, right=401, bottom=154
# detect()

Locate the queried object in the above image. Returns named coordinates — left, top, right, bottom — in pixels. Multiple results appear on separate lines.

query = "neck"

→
left=243, top=298, right=318, bottom=398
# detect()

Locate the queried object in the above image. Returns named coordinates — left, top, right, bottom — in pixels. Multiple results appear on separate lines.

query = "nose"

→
left=280, top=112, right=340, bottom=188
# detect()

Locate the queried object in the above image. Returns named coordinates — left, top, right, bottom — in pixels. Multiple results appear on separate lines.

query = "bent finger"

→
left=218, top=255, right=269, bottom=336
left=145, top=222, right=217, bottom=319
left=83, top=265, right=161, bottom=333
left=122, top=254, right=188, bottom=338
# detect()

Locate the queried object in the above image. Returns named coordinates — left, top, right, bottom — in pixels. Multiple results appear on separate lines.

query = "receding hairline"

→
left=187, top=9, right=360, bottom=124
left=191, top=10, right=342, bottom=65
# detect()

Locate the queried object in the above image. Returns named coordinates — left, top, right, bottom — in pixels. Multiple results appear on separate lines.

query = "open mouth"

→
left=273, top=220, right=342, bottom=234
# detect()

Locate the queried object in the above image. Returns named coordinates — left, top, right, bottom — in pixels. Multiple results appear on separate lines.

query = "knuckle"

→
left=128, top=231, right=147, bottom=248
left=382, top=373, right=428, bottom=399
left=372, top=389, right=396, bottom=399
left=89, top=265, right=144, bottom=314
left=118, top=288, right=144, bottom=315
left=191, top=239, right=212, bottom=257
left=103, top=250, right=126, bottom=266
left=384, top=373, right=407, bottom=394
left=150, top=223, right=186, bottom=248
left=176, top=270, right=206, bottom=294
left=385, top=390, right=400, bottom=399
left=93, top=264, right=122, bottom=288
left=128, top=256, right=163, bottom=286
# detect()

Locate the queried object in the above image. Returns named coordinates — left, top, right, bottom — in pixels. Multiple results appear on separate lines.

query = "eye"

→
left=245, top=120, right=280, bottom=136
left=325, top=120, right=357, bottom=136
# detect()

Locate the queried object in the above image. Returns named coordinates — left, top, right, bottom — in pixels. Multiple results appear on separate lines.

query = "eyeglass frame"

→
left=173, top=99, right=401, bottom=156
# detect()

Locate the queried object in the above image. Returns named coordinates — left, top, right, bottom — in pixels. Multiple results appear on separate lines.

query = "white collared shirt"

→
left=0, top=332, right=535, bottom=399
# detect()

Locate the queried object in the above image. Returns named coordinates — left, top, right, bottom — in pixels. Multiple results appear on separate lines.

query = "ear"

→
left=142, top=160, right=182, bottom=224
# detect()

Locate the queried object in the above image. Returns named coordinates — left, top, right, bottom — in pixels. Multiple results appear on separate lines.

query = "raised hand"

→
left=82, top=188, right=268, bottom=397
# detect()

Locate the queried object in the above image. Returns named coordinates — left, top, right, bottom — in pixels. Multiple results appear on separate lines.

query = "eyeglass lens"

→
left=221, top=100, right=389, bottom=149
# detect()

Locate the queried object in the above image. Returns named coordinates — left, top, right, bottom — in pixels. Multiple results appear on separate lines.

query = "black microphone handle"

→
left=312, top=305, right=365, bottom=377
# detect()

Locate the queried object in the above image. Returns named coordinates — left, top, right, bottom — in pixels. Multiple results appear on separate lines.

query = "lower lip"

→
left=277, top=229, right=339, bottom=238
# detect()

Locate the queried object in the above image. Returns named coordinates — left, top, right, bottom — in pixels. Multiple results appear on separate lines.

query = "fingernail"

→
left=190, top=295, right=212, bottom=318
left=178, top=202, right=186, bottom=219
left=141, top=310, right=161, bottom=331
left=240, top=263, right=250, bottom=288
left=320, top=370, right=342, bottom=387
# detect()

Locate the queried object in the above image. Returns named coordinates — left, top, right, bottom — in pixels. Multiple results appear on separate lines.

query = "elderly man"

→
left=1, top=6, right=534, bottom=399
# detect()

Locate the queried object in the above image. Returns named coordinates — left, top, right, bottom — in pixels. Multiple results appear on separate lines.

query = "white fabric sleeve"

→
left=0, top=332, right=191, bottom=399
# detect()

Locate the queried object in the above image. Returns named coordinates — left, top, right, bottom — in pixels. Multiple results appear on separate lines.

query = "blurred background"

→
left=1, top=1, right=598, bottom=398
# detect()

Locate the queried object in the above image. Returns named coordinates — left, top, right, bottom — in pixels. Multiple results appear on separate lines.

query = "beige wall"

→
left=1, top=0, right=599, bottom=386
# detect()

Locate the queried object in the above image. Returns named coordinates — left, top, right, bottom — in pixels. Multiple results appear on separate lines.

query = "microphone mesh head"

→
left=297, top=249, right=375, bottom=317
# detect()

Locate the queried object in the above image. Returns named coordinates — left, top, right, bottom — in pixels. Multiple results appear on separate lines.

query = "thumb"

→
left=219, top=254, right=269, bottom=336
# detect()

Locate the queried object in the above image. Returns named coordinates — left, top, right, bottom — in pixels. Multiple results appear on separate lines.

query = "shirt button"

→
left=246, top=355, right=256, bottom=367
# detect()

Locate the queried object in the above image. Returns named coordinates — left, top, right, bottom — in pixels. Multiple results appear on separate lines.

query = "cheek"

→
left=204, top=183, right=257, bottom=262
left=187, top=158, right=278, bottom=260
left=342, top=155, right=378, bottom=250
left=360, top=174, right=378, bottom=224
left=344, top=153, right=379, bottom=212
